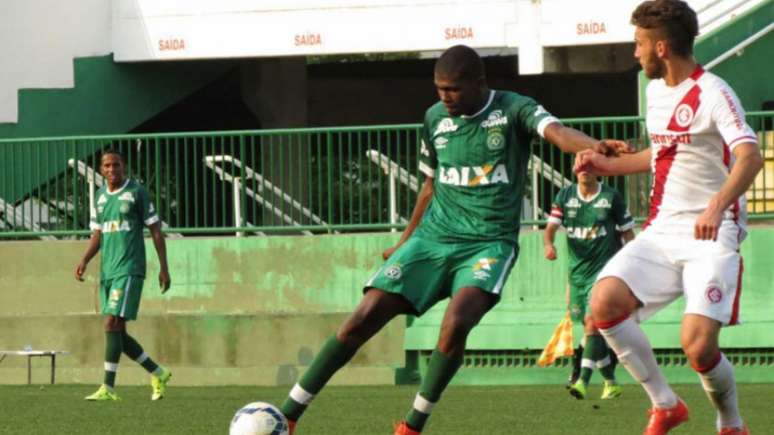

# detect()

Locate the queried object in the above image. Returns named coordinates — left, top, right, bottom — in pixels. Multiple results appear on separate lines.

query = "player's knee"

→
left=590, top=278, right=635, bottom=322
left=104, top=316, right=126, bottom=332
left=682, top=337, right=718, bottom=371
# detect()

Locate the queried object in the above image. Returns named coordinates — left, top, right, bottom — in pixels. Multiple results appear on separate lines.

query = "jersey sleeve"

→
left=612, top=191, right=635, bottom=232
left=138, top=186, right=160, bottom=227
left=90, top=191, right=102, bottom=231
left=89, top=209, right=101, bottom=231
left=514, top=97, right=562, bottom=140
left=418, top=119, right=437, bottom=178
left=711, top=84, right=758, bottom=151
left=548, top=189, right=564, bottom=226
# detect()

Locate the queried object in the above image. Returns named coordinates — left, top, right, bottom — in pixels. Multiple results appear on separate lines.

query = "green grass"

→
left=1, top=383, right=772, bottom=434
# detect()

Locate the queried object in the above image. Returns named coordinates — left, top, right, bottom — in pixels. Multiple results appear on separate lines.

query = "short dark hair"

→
left=435, top=45, right=486, bottom=81
left=631, top=0, right=698, bottom=56
left=101, top=148, right=125, bottom=163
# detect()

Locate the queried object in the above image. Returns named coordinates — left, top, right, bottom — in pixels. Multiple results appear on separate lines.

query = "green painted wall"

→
left=0, top=55, right=234, bottom=202
left=1, top=229, right=773, bottom=385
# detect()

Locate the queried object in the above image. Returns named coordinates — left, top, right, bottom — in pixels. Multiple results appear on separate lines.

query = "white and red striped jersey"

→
left=642, top=65, right=757, bottom=242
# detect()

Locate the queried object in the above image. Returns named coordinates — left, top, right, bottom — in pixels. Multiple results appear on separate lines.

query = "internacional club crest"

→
left=675, top=103, right=695, bottom=128
left=706, top=286, right=723, bottom=304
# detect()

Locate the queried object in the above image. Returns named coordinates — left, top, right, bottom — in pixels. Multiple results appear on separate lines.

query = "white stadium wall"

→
left=0, top=0, right=111, bottom=123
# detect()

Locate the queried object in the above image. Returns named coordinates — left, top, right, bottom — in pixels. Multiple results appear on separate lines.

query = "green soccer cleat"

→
left=84, top=384, right=120, bottom=401
left=151, top=367, right=172, bottom=401
left=568, top=379, right=587, bottom=400
left=601, top=380, right=622, bottom=400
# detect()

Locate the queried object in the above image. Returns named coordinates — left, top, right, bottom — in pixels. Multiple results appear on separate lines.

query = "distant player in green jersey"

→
left=544, top=171, right=635, bottom=400
left=277, top=45, right=630, bottom=435
left=75, top=149, right=172, bottom=401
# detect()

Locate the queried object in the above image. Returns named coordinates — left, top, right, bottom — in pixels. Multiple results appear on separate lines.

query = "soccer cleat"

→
left=565, top=369, right=580, bottom=390
left=568, top=379, right=587, bottom=400
left=643, top=398, right=689, bottom=435
left=151, top=367, right=172, bottom=400
left=288, top=420, right=296, bottom=435
left=84, top=384, right=120, bottom=401
left=600, top=380, right=623, bottom=400
left=719, top=425, right=749, bottom=435
left=394, top=421, right=421, bottom=435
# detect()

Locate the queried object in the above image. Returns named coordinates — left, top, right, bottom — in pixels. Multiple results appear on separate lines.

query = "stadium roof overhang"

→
left=112, top=0, right=765, bottom=74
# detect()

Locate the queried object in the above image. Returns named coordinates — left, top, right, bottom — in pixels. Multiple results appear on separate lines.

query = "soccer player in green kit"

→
left=544, top=171, right=635, bottom=400
left=278, top=45, right=629, bottom=435
left=75, top=149, right=172, bottom=401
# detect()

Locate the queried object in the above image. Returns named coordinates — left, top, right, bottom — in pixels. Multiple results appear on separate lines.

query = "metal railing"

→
left=0, top=112, right=772, bottom=239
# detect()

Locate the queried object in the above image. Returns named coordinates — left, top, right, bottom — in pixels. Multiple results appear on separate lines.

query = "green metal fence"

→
left=1, top=112, right=772, bottom=239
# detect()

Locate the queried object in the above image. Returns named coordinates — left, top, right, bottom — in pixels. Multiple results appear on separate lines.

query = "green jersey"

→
left=548, top=183, right=634, bottom=286
left=90, top=179, right=159, bottom=280
left=416, top=90, right=559, bottom=244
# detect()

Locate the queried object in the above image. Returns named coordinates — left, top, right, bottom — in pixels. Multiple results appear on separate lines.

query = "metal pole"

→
left=234, top=177, right=243, bottom=237
left=27, top=356, right=31, bottom=385
left=389, top=173, right=397, bottom=233
left=51, top=354, right=55, bottom=385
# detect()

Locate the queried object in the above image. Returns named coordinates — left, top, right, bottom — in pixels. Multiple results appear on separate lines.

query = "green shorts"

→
left=100, top=275, right=144, bottom=321
left=365, top=236, right=518, bottom=315
left=568, top=281, right=594, bottom=323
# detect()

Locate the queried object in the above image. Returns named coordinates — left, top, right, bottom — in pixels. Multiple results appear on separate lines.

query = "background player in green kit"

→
left=75, top=149, right=172, bottom=401
left=544, top=171, right=635, bottom=400
left=278, top=45, right=630, bottom=435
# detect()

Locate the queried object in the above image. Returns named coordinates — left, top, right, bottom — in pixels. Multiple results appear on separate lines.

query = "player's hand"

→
left=573, top=149, right=602, bottom=174
left=382, top=245, right=401, bottom=260
left=594, top=139, right=633, bottom=157
left=75, top=261, right=87, bottom=281
left=159, top=269, right=171, bottom=294
left=694, top=204, right=723, bottom=241
left=544, top=244, right=557, bottom=261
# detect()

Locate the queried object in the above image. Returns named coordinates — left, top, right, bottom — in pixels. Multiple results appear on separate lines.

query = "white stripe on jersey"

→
left=642, top=66, right=756, bottom=243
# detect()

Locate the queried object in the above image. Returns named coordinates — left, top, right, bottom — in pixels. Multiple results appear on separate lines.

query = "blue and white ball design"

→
left=229, top=402, right=289, bottom=435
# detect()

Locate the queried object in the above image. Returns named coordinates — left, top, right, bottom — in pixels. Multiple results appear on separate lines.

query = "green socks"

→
left=405, top=348, right=464, bottom=431
left=281, top=336, right=357, bottom=421
left=122, top=332, right=160, bottom=374
left=580, top=335, right=616, bottom=385
left=104, top=331, right=123, bottom=388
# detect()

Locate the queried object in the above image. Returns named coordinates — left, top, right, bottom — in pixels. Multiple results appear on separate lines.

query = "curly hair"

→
left=435, top=45, right=486, bottom=82
left=631, top=0, right=698, bottom=56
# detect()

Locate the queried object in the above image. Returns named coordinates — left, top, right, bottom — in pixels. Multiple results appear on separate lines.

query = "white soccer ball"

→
left=229, top=402, right=289, bottom=435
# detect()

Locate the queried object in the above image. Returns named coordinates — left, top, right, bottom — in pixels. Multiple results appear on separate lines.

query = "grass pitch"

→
left=1, top=383, right=772, bottom=434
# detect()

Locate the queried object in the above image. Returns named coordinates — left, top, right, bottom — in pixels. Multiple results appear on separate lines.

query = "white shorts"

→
left=596, top=228, right=743, bottom=326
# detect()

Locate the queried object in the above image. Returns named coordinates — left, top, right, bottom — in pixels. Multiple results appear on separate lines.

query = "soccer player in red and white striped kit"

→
left=575, top=1, right=762, bottom=434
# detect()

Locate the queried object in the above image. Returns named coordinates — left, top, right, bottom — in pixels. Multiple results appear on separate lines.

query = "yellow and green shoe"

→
left=84, top=384, right=120, bottom=401
left=568, top=379, right=587, bottom=400
left=151, top=367, right=172, bottom=401
left=600, top=380, right=622, bottom=400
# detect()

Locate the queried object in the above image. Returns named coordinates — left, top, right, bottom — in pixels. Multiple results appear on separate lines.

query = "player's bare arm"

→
left=574, top=148, right=651, bottom=176
left=695, top=142, right=763, bottom=241
left=149, top=222, right=171, bottom=293
left=543, top=123, right=631, bottom=156
left=75, top=230, right=101, bottom=281
left=383, top=176, right=434, bottom=260
left=543, top=222, right=559, bottom=261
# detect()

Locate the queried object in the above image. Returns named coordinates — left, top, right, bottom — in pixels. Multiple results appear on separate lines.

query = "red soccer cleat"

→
left=393, top=421, right=421, bottom=435
left=643, top=398, right=689, bottom=435
left=288, top=419, right=296, bottom=435
left=719, top=425, right=749, bottom=435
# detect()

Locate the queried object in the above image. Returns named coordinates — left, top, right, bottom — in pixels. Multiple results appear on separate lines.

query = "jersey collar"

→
left=106, top=179, right=130, bottom=195
left=460, top=90, right=495, bottom=119
left=577, top=184, right=601, bottom=203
